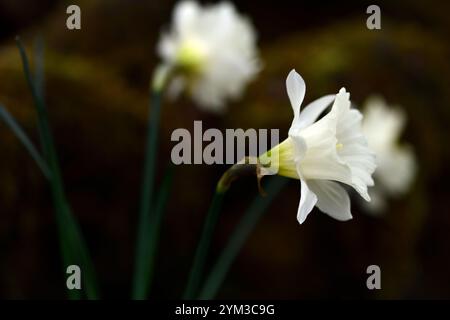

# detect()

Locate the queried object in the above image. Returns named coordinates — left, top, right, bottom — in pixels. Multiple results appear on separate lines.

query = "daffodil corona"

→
left=259, top=70, right=376, bottom=224
left=157, top=1, right=261, bottom=112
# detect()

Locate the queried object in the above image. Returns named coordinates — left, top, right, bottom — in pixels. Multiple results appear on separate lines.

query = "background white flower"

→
left=157, top=1, right=261, bottom=112
left=260, top=70, right=376, bottom=224
left=362, top=96, right=417, bottom=212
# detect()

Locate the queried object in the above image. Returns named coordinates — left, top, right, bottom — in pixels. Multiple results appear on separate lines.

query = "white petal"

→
left=286, top=69, right=305, bottom=119
left=297, top=180, right=318, bottom=224
left=291, top=94, right=335, bottom=132
left=174, top=1, right=200, bottom=35
left=308, top=180, right=352, bottom=221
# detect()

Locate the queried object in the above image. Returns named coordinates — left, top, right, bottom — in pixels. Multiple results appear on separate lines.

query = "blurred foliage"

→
left=0, top=0, right=449, bottom=299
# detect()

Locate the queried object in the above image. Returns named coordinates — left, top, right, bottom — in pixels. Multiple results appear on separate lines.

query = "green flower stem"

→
left=16, top=37, right=99, bottom=299
left=132, top=65, right=171, bottom=300
left=146, top=165, right=174, bottom=291
left=183, top=160, right=260, bottom=299
left=183, top=190, right=226, bottom=300
left=198, top=176, right=287, bottom=299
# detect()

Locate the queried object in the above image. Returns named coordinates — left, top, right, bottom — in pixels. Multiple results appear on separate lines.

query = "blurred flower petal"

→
left=157, top=1, right=261, bottom=112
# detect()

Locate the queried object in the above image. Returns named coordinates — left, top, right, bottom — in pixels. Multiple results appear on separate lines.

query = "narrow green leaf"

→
left=198, top=176, right=288, bottom=299
left=16, top=37, right=99, bottom=299
left=0, top=104, right=50, bottom=178
left=33, top=35, right=48, bottom=160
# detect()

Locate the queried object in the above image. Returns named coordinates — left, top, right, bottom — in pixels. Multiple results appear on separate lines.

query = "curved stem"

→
left=183, top=159, right=263, bottom=299
left=198, top=177, right=287, bottom=299
left=217, top=157, right=262, bottom=193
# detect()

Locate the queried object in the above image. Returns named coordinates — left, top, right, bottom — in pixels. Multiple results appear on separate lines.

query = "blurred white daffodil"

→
left=259, top=70, right=376, bottom=224
left=157, top=1, right=261, bottom=112
left=362, top=96, right=416, bottom=211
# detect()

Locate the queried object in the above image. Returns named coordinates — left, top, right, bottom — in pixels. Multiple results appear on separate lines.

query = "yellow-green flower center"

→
left=258, top=138, right=300, bottom=179
left=177, top=38, right=208, bottom=73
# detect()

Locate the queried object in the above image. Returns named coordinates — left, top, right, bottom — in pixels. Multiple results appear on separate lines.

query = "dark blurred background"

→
left=0, top=0, right=449, bottom=299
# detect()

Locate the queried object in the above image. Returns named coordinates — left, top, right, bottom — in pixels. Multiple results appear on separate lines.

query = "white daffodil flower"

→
left=362, top=96, right=416, bottom=211
left=260, top=70, right=376, bottom=224
left=157, top=1, right=261, bottom=112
